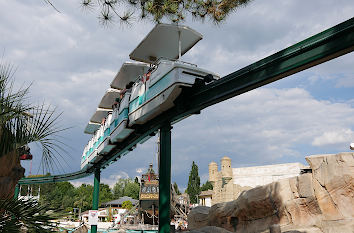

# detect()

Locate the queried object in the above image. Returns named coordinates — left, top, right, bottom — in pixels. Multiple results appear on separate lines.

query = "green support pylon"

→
left=159, top=123, right=172, bottom=233
left=91, top=168, right=100, bottom=233
left=13, top=184, right=20, bottom=200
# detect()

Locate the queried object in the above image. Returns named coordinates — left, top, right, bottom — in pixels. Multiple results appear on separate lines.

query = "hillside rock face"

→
left=188, top=153, right=354, bottom=233
left=0, top=150, right=25, bottom=198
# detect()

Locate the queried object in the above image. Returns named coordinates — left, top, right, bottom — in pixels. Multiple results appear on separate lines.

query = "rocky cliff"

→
left=187, top=152, right=354, bottom=233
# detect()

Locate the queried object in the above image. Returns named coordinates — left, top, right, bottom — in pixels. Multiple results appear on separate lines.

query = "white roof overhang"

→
left=110, top=62, right=149, bottom=90
left=90, top=108, right=111, bottom=124
left=129, top=24, right=203, bottom=64
left=98, top=88, right=121, bottom=109
left=84, top=122, right=101, bottom=134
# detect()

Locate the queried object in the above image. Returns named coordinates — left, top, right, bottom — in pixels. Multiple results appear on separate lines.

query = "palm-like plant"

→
left=0, top=62, right=68, bottom=172
left=0, top=62, right=68, bottom=231
left=0, top=197, right=59, bottom=233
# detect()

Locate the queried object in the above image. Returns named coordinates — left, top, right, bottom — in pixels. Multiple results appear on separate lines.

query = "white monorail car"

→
left=81, top=24, right=219, bottom=171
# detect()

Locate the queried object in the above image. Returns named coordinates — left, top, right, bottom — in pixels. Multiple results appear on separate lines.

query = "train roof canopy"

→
left=129, top=24, right=203, bottom=64
left=90, top=108, right=111, bottom=124
left=84, top=122, right=101, bottom=134
left=111, top=62, right=149, bottom=90
left=98, top=88, right=121, bottom=109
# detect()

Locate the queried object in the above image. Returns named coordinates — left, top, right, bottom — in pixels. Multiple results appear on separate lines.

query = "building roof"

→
left=199, top=190, right=213, bottom=197
left=101, top=196, right=138, bottom=207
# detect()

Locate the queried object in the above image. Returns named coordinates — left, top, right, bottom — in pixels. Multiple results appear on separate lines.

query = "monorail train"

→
left=81, top=24, right=219, bottom=171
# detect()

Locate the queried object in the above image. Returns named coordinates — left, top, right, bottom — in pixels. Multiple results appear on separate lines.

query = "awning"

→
left=98, top=88, right=121, bottom=109
left=129, top=24, right=203, bottom=64
left=110, top=62, right=149, bottom=90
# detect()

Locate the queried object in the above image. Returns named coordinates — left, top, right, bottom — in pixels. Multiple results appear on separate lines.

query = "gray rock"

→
left=187, top=206, right=210, bottom=230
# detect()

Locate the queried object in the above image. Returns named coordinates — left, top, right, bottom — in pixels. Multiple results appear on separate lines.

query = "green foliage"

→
left=173, top=182, right=181, bottom=195
left=186, top=161, right=201, bottom=204
left=201, top=180, right=213, bottom=191
left=99, top=183, right=114, bottom=204
left=123, top=182, right=140, bottom=200
left=73, top=184, right=93, bottom=212
left=122, top=200, right=133, bottom=210
left=113, top=178, right=140, bottom=200
left=79, top=0, right=253, bottom=25
left=0, top=197, right=60, bottom=232
left=38, top=182, right=114, bottom=213
left=113, top=178, right=130, bottom=199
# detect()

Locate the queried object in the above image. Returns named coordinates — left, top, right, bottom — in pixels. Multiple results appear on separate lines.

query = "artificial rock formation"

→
left=188, top=152, right=354, bottom=233
left=0, top=150, right=25, bottom=198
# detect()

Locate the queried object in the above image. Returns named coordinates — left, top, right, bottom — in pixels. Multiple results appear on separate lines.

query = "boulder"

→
left=306, top=152, right=354, bottom=220
left=186, top=226, right=233, bottom=233
left=188, top=206, right=210, bottom=230
left=188, top=152, right=354, bottom=233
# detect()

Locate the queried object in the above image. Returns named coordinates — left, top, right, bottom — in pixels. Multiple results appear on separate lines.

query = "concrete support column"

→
left=159, top=123, right=172, bottom=233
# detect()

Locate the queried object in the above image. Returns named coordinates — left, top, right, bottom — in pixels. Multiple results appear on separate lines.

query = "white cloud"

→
left=171, top=87, right=354, bottom=178
left=101, top=171, right=129, bottom=188
left=312, top=129, right=354, bottom=147
left=136, top=168, right=144, bottom=174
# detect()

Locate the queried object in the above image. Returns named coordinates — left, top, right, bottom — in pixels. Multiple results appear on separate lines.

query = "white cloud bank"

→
left=171, top=87, right=354, bottom=180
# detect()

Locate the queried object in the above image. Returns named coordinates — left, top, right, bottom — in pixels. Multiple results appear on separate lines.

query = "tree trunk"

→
left=0, top=150, right=25, bottom=199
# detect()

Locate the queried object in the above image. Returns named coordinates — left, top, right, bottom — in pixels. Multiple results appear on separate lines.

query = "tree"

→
left=113, top=178, right=130, bottom=199
left=122, top=200, right=133, bottom=210
left=99, top=184, right=114, bottom=204
left=113, top=178, right=140, bottom=200
left=78, top=0, right=253, bottom=26
left=186, top=161, right=201, bottom=204
left=173, top=182, right=181, bottom=195
left=201, top=180, right=213, bottom=191
left=123, top=182, right=140, bottom=200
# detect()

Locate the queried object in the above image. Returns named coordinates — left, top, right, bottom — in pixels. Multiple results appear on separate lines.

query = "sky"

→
left=1, top=0, right=354, bottom=191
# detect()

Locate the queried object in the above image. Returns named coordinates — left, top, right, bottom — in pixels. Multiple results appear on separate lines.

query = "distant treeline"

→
left=20, top=175, right=140, bottom=213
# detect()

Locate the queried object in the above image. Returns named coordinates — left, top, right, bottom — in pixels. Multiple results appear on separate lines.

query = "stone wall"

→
left=209, top=157, right=305, bottom=205
left=232, top=163, right=306, bottom=188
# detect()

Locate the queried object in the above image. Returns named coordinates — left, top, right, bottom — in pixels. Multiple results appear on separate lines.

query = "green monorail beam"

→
left=18, top=170, right=91, bottom=185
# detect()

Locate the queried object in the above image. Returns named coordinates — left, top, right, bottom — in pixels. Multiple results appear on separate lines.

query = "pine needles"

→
left=80, top=0, right=253, bottom=25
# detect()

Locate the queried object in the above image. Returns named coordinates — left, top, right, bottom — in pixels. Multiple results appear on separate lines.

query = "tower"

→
left=221, top=156, right=232, bottom=181
left=208, top=161, right=218, bottom=185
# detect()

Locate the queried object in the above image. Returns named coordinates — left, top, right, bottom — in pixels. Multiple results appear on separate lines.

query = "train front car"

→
left=128, top=24, right=219, bottom=125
